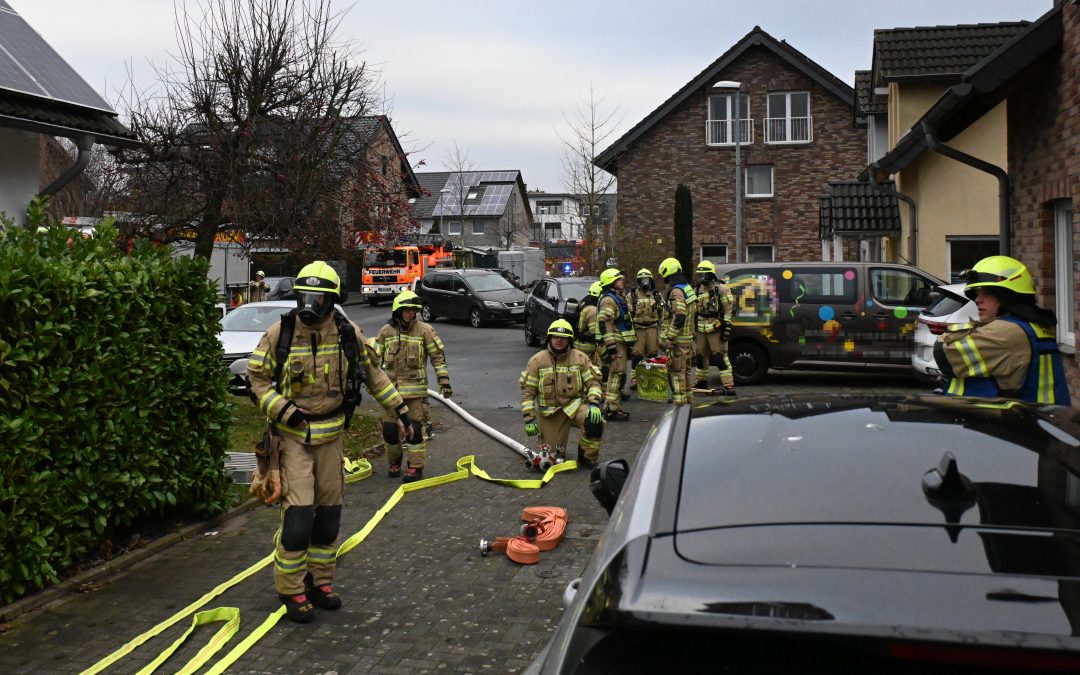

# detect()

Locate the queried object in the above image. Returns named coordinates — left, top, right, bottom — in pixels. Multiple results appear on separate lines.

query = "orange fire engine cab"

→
left=361, top=242, right=455, bottom=305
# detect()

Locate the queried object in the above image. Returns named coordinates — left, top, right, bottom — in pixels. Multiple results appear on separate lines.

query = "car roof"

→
left=553, top=276, right=598, bottom=284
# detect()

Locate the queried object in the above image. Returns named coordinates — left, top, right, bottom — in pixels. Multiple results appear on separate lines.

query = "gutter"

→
left=866, top=171, right=918, bottom=265
left=920, top=120, right=1010, bottom=256
left=37, top=133, right=95, bottom=201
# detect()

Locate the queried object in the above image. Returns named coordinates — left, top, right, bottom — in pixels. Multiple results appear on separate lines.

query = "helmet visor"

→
left=297, top=291, right=334, bottom=323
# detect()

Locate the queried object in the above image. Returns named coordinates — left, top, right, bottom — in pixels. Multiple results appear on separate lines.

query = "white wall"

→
left=0, top=128, right=40, bottom=225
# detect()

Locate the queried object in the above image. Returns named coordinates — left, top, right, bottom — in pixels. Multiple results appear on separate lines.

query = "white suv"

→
left=911, top=283, right=979, bottom=383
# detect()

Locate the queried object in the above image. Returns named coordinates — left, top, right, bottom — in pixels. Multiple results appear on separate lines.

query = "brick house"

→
left=861, top=1, right=1080, bottom=403
left=594, top=26, right=865, bottom=265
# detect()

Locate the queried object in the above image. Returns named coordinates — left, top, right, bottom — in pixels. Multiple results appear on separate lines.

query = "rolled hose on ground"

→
left=426, top=389, right=530, bottom=459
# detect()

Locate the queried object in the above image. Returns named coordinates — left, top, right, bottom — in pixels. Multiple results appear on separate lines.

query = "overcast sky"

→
left=12, top=0, right=1052, bottom=192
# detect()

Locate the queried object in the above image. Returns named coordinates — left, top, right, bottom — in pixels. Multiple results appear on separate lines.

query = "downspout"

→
left=920, top=120, right=1010, bottom=256
left=866, top=168, right=918, bottom=266
left=37, top=134, right=96, bottom=201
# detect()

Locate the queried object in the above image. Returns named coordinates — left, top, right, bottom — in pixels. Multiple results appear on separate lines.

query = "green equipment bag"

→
left=635, top=362, right=671, bottom=402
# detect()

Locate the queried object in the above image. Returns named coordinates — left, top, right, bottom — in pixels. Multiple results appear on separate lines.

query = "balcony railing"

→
left=764, top=116, right=813, bottom=144
left=706, top=118, right=754, bottom=146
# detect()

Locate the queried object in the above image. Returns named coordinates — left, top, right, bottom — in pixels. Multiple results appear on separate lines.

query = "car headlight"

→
left=483, top=301, right=504, bottom=308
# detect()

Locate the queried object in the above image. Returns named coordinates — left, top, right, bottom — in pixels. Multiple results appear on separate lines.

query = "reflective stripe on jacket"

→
left=520, top=347, right=602, bottom=419
left=375, top=320, right=449, bottom=398
left=663, top=283, right=696, bottom=343
left=597, top=291, right=636, bottom=345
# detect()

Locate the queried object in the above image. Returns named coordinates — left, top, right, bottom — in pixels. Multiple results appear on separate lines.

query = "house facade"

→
left=595, top=27, right=865, bottom=266
left=861, top=22, right=1029, bottom=279
left=412, top=171, right=533, bottom=250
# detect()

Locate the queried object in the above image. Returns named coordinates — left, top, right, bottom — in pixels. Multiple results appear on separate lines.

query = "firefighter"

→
left=658, top=257, right=697, bottom=406
left=596, top=268, right=635, bottom=421
left=575, top=281, right=603, bottom=364
left=248, top=261, right=412, bottom=623
left=934, top=255, right=1071, bottom=405
left=249, top=270, right=270, bottom=303
left=374, top=290, right=452, bottom=482
left=693, top=260, right=736, bottom=396
left=629, top=268, right=663, bottom=389
left=520, top=319, right=605, bottom=469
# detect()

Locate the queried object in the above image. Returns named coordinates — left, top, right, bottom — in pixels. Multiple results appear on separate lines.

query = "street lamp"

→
left=714, top=80, right=743, bottom=262
left=438, top=187, right=450, bottom=236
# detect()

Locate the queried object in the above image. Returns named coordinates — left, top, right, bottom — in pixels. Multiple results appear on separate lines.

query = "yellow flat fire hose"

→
left=80, top=455, right=576, bottom=674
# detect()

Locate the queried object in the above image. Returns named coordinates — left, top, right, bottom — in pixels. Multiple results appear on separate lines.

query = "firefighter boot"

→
left=388, top=461, right=401, bottom=478
left=576, top=446, right=597, bottom=470
left=403, top=465, right=424, bottom=483
left=279, top=593, right=315, bottom=623
left=305, top=572, right=342, bottom=610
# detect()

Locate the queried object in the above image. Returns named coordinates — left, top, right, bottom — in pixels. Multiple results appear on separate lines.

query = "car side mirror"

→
left=590, top=458, right=629, bottom=515
left=457, top=288, right=468, bottom=295
left=559, top=298, right=579, bottom=317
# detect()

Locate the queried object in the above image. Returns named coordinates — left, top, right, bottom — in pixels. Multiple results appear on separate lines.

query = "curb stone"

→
left=0, top=496, right=262, bottom=626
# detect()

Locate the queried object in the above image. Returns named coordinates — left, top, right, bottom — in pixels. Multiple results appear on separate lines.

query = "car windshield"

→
left=220, top=305, right=291, bottom=332
left=469, top=274, right=516, bottom=292
left=560, top=281, right=593, bottom=301
left=364, top=250, right=407, bottom=267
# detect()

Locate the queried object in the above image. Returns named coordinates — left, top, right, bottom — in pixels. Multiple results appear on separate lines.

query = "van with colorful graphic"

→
left=711, top=262, right=943, bottom=385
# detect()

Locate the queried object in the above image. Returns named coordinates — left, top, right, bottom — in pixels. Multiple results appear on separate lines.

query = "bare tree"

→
left=111, top=0, right=410, bottom=259
left=559, top=84, right=621, bottom=274
left=441, top=140, right=477, bottom=241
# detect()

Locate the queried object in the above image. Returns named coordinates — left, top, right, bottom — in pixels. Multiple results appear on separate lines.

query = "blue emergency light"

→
left=564, top=264, right=571, bottom=273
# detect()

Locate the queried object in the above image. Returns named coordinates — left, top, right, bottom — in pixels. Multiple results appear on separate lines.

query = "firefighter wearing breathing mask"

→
left=247, top=261, right=411, bottom=623
left=374, top=290, right=451, bottom=483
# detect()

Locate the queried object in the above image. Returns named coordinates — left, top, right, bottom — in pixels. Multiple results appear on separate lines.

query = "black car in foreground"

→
left=528, top=394, right=1080, bottom=674
left=524, top=276, right=598, bottom=347
left=417, top=268, right=526, bottom=327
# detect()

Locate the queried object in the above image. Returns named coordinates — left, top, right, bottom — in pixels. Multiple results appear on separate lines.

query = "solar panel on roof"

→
left=0, top=5, right=114, bottom=112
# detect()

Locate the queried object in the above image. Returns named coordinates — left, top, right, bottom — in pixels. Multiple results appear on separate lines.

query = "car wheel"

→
left=367, top=297, right=379, bottom=307
left=469, top=306, right=484, bottom=328
left=524, top=316, right=541, bottom=347
left=730, top=340, right=769, bottom=386
left=421, top=304, right=435, bottom=323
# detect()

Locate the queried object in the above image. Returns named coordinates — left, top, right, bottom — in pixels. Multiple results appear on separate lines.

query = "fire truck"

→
left=360, top=238, right=456, bottom=305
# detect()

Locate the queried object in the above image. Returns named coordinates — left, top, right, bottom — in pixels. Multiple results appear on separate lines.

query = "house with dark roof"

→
left=861, top=1, right=1080, bottom=401
left=0, top=3, right=139, bottom=224
left=857, top=20, right=1030, bottom=277
left=594, top=26, right=865, bottom=265
left=411, top=170, right=533, bottom=249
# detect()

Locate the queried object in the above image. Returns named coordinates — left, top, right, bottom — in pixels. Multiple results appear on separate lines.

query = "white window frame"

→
left=706, top=94, right=751, bottom=146
left=1055, top=200, right=1075, bottom=350
left=746, top=244, right=775, bottom=262
left=745, top=166, right=774, bottom=198
left=765, top=91, right=812, bottom=144
left=700, top=243, right=728, bottom=263
left=471, top=222, right=485, bottom=236
left=447, top=221, right=462, bottom=236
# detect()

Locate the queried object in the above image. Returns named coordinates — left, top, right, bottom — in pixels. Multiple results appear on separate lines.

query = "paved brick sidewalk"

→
left=0, top=398, right=662, bottom=674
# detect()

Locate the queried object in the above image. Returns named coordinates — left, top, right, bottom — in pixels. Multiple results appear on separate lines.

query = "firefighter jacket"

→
left=662, top=283, right=697, bottom=344
left=520, top=347, right=603, bottom=421
left=597, top=291, right=637, bottom=346
left=248, top=280, right=270, bottom=303
left=374, top=319, right=449, bottom=398
left=694, top=281, right=733, bottom=333
left=939, top=315, right=1071, bottom=405
left=577, top=304, right=598, bottom=353
left=629, top=287, right=663, bottom=328
left=248, top=312, right=405, bottom=444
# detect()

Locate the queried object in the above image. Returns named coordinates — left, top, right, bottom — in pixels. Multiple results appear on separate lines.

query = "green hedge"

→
left=0, top=209, right=233, bottom=602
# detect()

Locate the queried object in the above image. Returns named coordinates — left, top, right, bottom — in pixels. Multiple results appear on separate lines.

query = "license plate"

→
left=378, top=288, right=392, bottom=294
left=510, top=307, right=523, bottom=315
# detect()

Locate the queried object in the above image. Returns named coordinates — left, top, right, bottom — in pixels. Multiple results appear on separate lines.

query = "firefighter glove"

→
left=720, top=321, right=733, bottom=341
left=439, top=381, right=453, bottom=399
left=399, top=412, right=414, bottom=441
left=587, top=404, right=603, bottom=425
left=285, top=406, right=308, bottom=429
left=524, top=420, right=539, bottom=436
left=602, top=343, right=617, bottom=362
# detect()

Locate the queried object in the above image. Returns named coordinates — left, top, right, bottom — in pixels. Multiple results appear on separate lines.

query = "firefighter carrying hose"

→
left=596, top=268, right=635, bottom=421
left=658, top=257, right=697, bottom=406
left=520, top=319, right=605, bottom=469
left=247, top=261, right=411, bottom=623
left=374, top=290, right=452, bottom=483
left=693, top=260, right=736, bottom=396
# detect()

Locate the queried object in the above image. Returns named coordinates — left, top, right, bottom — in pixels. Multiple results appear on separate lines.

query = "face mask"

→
left=297, top=292, right=333, bottom=324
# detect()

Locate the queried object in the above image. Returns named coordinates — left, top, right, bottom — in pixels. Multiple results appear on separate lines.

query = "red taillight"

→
left=918, top=317, right=948, bottom=335
left=889, top=642, right=1080, bottom=672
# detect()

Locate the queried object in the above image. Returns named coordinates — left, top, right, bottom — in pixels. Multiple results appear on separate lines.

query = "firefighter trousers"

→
left=539, top=406, right=602, bottom=462
left=694, top=331, right=734, bottom=389
left=383, top=397, right=429, bottom=469
left=668, top=341, right=695, bottom=405
left=274, top=433, right=345, bottom=596
left=602, top=342, right=629, bottom=411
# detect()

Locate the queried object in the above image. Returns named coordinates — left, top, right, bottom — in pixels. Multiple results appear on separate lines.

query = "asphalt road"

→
left=343, top=300, right=929, bottom=411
